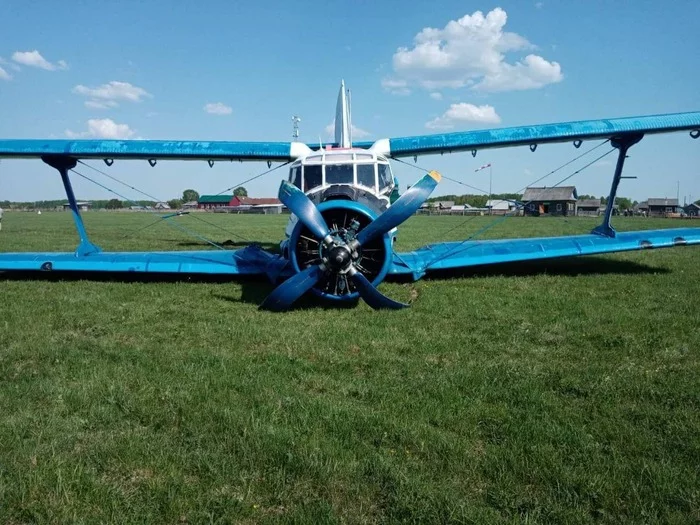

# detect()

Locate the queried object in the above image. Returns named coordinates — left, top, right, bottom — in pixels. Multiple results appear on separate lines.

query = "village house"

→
left=682, top=202, right=700, bottom=217
left=576, top=199, right=601, bottom=216
left=647, top=198, right=679, bottom=217
left=522, top=186, right=577, bottom=216
left=485, top=199, right=516, bottom=215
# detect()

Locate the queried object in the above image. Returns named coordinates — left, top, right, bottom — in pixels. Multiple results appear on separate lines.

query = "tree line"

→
left=0, top=187, right=249, bottom=210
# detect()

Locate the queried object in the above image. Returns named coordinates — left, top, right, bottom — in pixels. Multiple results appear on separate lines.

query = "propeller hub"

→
left=326, top=245, right=352, bottom=271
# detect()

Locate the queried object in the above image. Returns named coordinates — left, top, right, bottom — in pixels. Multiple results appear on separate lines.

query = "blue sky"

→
left=1, top=0, right=698, bottom=203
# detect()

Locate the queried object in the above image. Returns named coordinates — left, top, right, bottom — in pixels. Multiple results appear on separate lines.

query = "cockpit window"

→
left=356, top=164, right=375, bottom=190
left=303, top=164, right=322, bottom=191
left=325, top=163, right=353, bottom=185
left=378, top=164, right=393, bottom=191
left=289, top=166, right=301, bottom=189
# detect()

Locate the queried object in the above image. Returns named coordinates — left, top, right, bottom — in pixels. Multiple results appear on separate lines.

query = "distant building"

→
left=576, top=199, right=602, bottom=216
left=231, top=196, right=282, bottom=207
left=633, top=201, right=649, bottom=216
left=433, top=201, right=455, bottom=210
left=647, top=198, right=679, bottom=217
left=63, top=201, right=91, bottom=211
left=230, top=196, right=283, bottom=214
left=450, top=204, right=473, bottom=212
left=682, top=202, right=700, bottom=217
left=182, top=201, right=198, bottom=210
left=485, top=199, right=516, bottom=215
left=197, top=195, right=233, bottom=209
left=522, top=186, right=577, bottom=216
left=154, top=202, right=171, bottom=210
left=196, top=195, right=283, bottom=213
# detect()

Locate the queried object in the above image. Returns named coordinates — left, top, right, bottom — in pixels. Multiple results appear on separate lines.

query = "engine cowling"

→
left=288, top=200, right=393, bottom=302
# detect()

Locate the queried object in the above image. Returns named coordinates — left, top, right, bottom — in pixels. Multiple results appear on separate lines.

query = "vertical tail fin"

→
left=335, top=80, right=352, bottom=148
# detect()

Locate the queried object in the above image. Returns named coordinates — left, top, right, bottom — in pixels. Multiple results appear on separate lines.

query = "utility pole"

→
left=489, top=164, right=493, bottom=215
left=475, top=163, right=493, bottom=215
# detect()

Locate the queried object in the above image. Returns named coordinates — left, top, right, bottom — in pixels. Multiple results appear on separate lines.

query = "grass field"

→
left=1, top=211, right=699, bottom=523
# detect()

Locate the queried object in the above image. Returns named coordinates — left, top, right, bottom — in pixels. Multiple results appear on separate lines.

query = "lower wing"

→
left=391, top=227, right=700, bottom=277
left=0, top=245, right=280, bottom=276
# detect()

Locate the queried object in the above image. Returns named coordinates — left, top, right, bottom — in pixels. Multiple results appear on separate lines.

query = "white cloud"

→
left=65, top=118, right=136, bottom=139
left=474, top=54, right=562, bottom=92
left=384, top=7, right=562, bottom=93
left=73, top=81, right=151, bottom=108
left=12, top=50, right=68, bottom=71
left=84, top=100, right=119, bottom=110
left=0, top=65, right=11, bottom=81
left=381, top=78, right=410, bottom=95
left=425, top=102, right=501, bottom=129
left=203, top=102, right=232, bottom=115
left=429, top=92, right=443, bottom=100
left=324, top=120, right=371, bottom=139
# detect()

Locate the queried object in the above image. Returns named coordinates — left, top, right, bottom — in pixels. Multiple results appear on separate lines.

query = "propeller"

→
left=260, top=171, right=440, bottom=311
left=259, top=264, right=325, bottom=312
left=348, top=268, right=408, bottom=310
left=278, top=181, right=333, bottom=245
left=354, top=170, right=441, bottom=247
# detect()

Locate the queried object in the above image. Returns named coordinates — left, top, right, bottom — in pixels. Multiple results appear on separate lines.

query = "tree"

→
left=106, top=198, right=123, bottom=210
left=616, top=197, right=633, bottom=211
left=182, top=189, right=199, bottom=203
left=168, top=199, right=183, bottom=209
left=233, top=187, right=248, bottom=197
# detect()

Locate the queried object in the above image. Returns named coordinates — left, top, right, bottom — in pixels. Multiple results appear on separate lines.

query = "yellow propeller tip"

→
left=428, top=170, right=442, bottom=182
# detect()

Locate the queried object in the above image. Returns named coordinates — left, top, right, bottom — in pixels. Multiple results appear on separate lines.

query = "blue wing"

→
left=0, top=139, right=309, bottom=161
left=391, top=227, right=700, bottom=278
left=359, top=111, right=700, bottom=157
left=0, top=245, right=284, bottom=276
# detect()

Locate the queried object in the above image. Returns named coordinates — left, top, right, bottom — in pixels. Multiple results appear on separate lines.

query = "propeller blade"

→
left=349, top=269, right=408, bottom=310
left=355, top=171, right=441, bottom=247
left=260, top=264, right=324, bottom=311
left=278, top=181, right=332, bottom=243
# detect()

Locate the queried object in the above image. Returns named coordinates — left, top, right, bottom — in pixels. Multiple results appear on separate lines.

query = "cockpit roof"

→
left=295, top=148, right=389, bottom=165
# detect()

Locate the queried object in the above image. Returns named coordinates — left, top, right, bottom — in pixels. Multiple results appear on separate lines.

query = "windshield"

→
left=378, top=163, right=393, bottom=191
left=303, top=165, right=322, bottom=192
left=289, top=166, right=301, bottom=189
left=356, top=163, right=375, bottom=190
left=325, top=163, right=354, bottom=185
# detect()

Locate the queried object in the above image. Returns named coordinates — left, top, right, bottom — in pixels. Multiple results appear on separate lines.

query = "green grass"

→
left=1, top=211, right=699, bottom=523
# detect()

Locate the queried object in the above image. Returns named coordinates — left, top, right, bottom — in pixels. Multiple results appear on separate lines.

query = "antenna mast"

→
left=347, top=88, right=353, bottom=146
left=292, top=116, right=301, bottom=140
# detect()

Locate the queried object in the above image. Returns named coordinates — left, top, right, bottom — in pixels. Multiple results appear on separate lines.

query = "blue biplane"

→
left=1, top=82, right=699, bottom=311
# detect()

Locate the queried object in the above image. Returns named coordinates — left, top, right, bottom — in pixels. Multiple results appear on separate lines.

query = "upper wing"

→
left=365, top=111, right=700, bottom=158
left=0, top=139, right=312, bottom=161
left=391, top=227, right=700, bottom=278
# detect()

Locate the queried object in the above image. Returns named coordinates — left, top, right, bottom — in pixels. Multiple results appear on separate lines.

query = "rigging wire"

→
left=213, top=161, right=291, bottom=196
left=420, top=146, right=617, bottom=268
left=391, top=139, right=611, bottom=240
left=75, top=158, right=290, bottom=246
left=70, top=167, right=227, bottom=250
left=77, top=160, right=164, bottom=203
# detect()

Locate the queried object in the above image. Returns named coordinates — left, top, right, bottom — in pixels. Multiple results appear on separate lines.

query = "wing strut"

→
left=42, top=155, right=102, bottom=257
left=592, top=134, right=644, bottom=238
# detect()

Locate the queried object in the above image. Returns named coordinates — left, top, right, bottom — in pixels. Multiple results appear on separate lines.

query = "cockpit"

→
left=288, top=149, right=395, bottom=197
